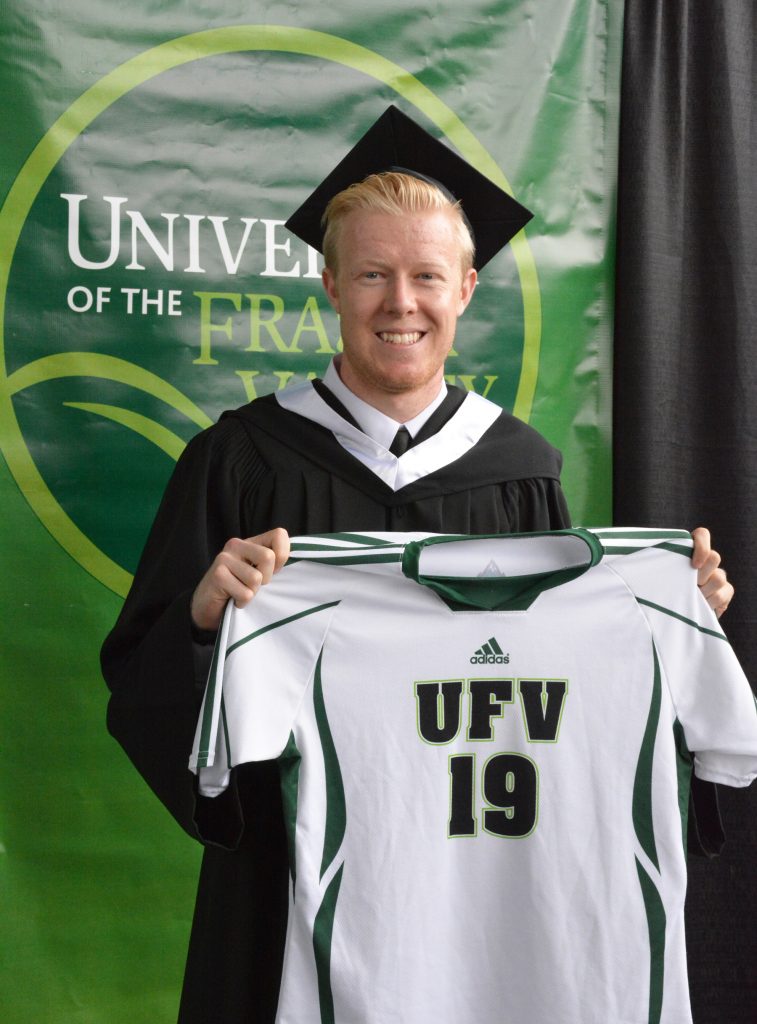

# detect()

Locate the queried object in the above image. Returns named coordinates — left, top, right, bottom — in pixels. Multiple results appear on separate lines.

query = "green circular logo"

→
left=0, top=26, right=540, bottom=596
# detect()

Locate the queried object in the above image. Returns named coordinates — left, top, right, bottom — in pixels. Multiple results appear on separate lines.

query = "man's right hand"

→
left=190, top=528, right=291, bottom=632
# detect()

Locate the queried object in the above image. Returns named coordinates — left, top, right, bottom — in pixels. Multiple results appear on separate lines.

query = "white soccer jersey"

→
left=190, top=529, right=757, bottom=1024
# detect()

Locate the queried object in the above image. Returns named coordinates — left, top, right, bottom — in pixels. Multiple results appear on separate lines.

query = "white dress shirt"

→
left=323, top=359, right=447, bottom=448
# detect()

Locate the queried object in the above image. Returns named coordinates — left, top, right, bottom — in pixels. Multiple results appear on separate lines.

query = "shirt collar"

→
left=323, top=358, right=447, bottom=450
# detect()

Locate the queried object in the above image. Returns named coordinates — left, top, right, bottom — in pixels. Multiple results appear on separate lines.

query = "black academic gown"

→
left=102, top=386, right=570, bottom=1024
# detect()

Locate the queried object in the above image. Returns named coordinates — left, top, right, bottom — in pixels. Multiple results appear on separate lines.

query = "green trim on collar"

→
left=401, top=530, right=604, bottom=611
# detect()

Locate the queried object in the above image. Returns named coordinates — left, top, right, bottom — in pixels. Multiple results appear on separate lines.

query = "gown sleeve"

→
left=101, top=419, right=268, bottom=841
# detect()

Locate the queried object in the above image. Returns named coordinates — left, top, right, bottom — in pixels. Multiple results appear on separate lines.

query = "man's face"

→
left=322, top=208, right=477, bottom=414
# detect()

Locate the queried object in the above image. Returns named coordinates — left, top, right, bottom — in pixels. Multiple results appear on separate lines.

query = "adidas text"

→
left=470, top=653, right=510, bottom=664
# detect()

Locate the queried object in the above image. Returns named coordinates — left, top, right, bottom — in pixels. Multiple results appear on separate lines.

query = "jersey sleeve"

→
left=610, top=548, right=757, bottom=787
left=190, top=580, right=340, bottom=797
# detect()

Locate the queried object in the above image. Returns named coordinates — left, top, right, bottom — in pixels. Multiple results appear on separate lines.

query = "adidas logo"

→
left=470, top=637, right=510, bottom=665
left=477, top=559, right=505, bottom=578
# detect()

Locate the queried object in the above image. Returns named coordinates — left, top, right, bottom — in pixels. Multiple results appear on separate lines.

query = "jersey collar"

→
left=401, top=531, right=603, bottom=610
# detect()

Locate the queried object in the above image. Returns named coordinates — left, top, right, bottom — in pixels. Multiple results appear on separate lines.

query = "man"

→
left=102, top=107, right=732, bottom=1023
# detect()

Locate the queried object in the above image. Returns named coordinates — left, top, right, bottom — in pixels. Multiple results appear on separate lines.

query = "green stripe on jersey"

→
left=636, top=598, right=728, bottom=641
left=672, top=720, right=693, bottom=856
left=226, top=600, right=341, bottom=656
left=633, top=644, right=661, bottom=871
left=657, top=541, right=696, bottom=557
left=313, top=650, right=346, bottom=881
left=221, top=697, right=231, bottom=768
left=295, top=532, right=401, bottom=546
left=314, top=864, right=344, bottom=1024
left=196, top=632, right=225, bottom=767
left=288, top=552, right=403, bottom=566
left=603, top=543, right=692, bottom=557
left=280, top=732, right=302, bottom=897
left=635, top=857, right=666, bottom=1024
left=593, top=529, right=690, bottom=540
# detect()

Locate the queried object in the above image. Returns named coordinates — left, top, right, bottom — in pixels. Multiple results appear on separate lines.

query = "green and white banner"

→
left=0, top=2, right=621, bottom=1019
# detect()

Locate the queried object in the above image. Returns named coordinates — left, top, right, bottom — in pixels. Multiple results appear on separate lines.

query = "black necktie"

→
left=389, top=426, right=412, bottom=457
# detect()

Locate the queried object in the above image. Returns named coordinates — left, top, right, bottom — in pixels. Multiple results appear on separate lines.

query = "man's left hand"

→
left=692, top=526, right=734, bottom=618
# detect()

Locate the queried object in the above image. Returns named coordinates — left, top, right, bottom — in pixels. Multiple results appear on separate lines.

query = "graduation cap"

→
left=285, top=106, right=532, bottom=271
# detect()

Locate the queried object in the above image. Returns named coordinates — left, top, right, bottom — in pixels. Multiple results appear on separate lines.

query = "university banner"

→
left=0, top=2, right=622, bottom=1019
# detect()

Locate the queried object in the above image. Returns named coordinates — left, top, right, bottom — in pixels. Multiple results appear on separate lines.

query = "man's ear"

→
left=322, top=267, right=340, bottom=314
left=457, top=267, right=478, bottom=315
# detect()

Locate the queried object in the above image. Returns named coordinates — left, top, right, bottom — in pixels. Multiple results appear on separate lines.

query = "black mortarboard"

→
left=285, top=105, right=532, bottom=271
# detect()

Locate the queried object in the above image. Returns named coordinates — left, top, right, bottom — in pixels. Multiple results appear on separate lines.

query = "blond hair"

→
left=322, top=171, right=475, bottom=274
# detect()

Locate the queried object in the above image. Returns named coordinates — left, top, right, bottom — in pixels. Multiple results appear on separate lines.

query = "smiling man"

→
left=320, top=187, right=477, bottom=418
left=102, top=107, right=732, bottom=1024
left=323, top=201, right=477, bottom=413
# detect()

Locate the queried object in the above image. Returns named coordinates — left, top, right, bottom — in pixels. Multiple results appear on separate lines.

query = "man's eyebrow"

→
left=352, top=256, right=452, bottom=271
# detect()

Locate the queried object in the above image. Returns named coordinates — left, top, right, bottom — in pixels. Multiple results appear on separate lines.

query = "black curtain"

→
left=614, top=2, right=756, bottom=1021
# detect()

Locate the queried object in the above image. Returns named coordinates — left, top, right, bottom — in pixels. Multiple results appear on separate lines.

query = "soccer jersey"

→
left=190, top=529, right=757, bottom=1024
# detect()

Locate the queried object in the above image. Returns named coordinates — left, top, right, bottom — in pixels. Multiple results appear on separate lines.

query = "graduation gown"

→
left=102, top=383, right=570, bottom=1023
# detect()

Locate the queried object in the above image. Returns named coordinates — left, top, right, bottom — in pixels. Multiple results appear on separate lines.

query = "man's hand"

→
left=692, top=526, right=734, bottom=618
left=190, top=528, right=291, bottom=632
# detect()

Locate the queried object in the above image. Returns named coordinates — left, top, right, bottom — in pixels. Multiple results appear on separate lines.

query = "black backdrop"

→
left=614, top=2, right=756, bottom=1020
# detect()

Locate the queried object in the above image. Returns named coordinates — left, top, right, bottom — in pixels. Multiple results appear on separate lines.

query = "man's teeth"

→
left=378, top=331, right=423, bottom=345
